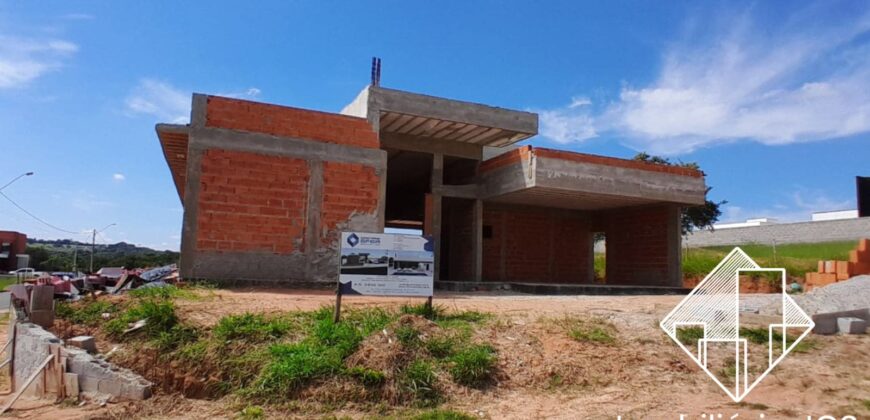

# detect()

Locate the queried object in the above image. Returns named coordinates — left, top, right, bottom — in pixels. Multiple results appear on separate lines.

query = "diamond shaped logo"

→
left=660, top=247, right=814, bottom=402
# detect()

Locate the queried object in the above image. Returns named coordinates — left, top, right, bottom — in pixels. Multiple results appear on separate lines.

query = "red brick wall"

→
left=478, top=206, right=591, bottom=283
left=204, top=96, right=378, bottom=149
left=595, top=205, right=671, bottom=285
left=320, top=161, right=380, bottom=245
left=0, top=231, right=27, bottom=271
left=196, top=149, right=309, bottom=254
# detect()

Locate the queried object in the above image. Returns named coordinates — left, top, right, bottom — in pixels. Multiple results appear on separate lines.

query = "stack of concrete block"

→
left=806, top=239, right=870, bottom=291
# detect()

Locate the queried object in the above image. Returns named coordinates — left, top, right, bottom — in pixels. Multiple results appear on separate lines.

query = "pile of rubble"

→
left=25, top=264, right=179, bottom=301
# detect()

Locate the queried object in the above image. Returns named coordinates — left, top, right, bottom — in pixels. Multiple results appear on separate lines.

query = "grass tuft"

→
left=213, top=313, right=290, bottom=342
left=401, top=360, right=439, bottom=405
left=448, top=344, right=496, bottom=387
left=412, top=409, right=476, bottom=420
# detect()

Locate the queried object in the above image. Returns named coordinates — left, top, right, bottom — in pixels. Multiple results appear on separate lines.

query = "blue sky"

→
left=1, top=1, right=868, bottom=250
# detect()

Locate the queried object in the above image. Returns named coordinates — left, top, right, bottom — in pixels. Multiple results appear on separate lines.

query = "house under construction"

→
left=156, top=84, right=706, bottom=288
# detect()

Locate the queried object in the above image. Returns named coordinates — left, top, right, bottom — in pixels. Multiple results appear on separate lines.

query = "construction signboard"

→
left=338, top=232, right=434, bottom=297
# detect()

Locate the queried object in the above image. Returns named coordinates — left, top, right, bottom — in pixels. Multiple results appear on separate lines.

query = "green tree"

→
left=633, top=153, right=726, bottom=234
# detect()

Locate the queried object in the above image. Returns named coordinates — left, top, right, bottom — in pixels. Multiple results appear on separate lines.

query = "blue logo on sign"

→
left=347, top=233, right=360, bottom=247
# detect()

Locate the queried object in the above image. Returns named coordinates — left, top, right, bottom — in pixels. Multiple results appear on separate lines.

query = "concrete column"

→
left=179, top=146, right=204, bottom=279
left=304, top=161, right=324, bottom=280
left=472, top=199, right=483, bottom=282
left=667, top=204, right=683, bottom=287
left=431, top=153, right=443, bottom=282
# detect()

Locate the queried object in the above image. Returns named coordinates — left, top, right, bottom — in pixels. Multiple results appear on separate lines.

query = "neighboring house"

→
left=156, top=84, right=706, bottom=286
left=0, top=231, right=27, bottom=272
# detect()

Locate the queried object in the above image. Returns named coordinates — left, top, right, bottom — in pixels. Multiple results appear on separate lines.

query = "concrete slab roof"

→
left=343, top=86, right=538, bottom=148
left=156, top=123, right=189, bottom=202
left=480, top=146, right=707, bottom=209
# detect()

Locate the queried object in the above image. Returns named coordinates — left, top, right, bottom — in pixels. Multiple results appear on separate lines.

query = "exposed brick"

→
left=468, top=205, right=591, bottom=283
left=204, top=96, right=378, bottom=148
left=320, top=161, right=380, bottom=245
left=196, top=149, right=309, bottom=254
left=836, top=260, right=851, bottom=280
left=595, top=205, right=672, bottom=285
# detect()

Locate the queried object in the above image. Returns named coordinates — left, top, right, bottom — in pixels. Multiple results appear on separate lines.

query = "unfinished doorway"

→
left=384, top=149, right=432, bottom=230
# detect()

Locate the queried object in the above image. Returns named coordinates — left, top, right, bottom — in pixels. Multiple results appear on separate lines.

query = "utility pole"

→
left=90, top=229, right=96, bottom=273
left=72, top=247, right=78, bottom=273
left=90, top=223, right=116, bottom=273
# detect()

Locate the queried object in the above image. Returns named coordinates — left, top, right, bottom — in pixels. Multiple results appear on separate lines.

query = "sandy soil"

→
left=2, top=289, right=868, bottom=419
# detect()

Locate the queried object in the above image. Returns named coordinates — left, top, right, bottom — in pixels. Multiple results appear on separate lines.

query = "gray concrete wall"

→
left=13, top=322, right=151, bottom=401
left=686, top=217, right=870, bottom=247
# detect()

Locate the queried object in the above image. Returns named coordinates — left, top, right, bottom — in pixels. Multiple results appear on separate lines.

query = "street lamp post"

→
left=90, top=223, right=116, bottom=273
left=0, top=172, right=34, bottom=191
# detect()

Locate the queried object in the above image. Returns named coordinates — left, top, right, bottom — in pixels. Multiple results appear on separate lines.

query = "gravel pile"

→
left=794, top=275, right=870, bottom=314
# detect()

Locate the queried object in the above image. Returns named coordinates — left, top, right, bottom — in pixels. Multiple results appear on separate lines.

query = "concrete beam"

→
left=534, top=156, right=707, bottom=206
left=189, top=126, right=387, bottom=170
left=434, top=184, right=480, bottom=199
left=370, top=86, right=538, bottom=136
left=380, top=132, right=483, bottom=160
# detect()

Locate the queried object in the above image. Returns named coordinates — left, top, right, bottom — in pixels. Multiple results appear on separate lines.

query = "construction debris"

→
left=67, top=336, right=97, bottom=353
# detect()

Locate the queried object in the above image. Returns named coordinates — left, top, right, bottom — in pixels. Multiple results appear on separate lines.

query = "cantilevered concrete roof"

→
left=156, top=123, right=189, bottom=202
left=342, top=86, right=538, bottom=150
left=479, top=146, right=707, bottom=209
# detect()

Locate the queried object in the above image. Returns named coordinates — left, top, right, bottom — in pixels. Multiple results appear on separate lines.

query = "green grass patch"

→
left=675, top=325, right=705, bottom=348
left=128, top=284, right=197, bottom=300
left=401, top=360, right=439, bottom=405
left=411, top=409, right=476, bottom=420
left=55, top=299, right=119, bottom=326
left=739, top=327, right=817, bottom=353
left=347, top=366, right=386, bottom=387
left=593, top=253, right=606, bottom=280
left=0, top=275, right=18, bottom=291
left=686, top=241, right=856, bottom=278
left=557, top=317, right=618, bottom=345
left=447, top=344, right=496, bottom=387
left=105, top=298, right=178, bottom=338
left=214, top=313, right=291, bottom=342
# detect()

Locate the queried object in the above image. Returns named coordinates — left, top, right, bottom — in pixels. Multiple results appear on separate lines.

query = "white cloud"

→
left=125, top=79, right=261, bottom=124
left=539, top=8, right=870, bottom=154
left=125, top=79, right=192, bottom=123
left=112, top=173, right=125, bottom=182
left=0, top=35, right=78, bottom=88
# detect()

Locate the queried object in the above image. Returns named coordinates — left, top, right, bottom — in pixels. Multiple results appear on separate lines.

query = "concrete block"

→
left=67, top=336, right=97, bottom=353
left=813, top=309, right=870, bottom=335
left=29, top=309, right=54, bottom=328
left=824, top=260, right=836, bottom=273
left=64, top=372, right=80, bottom=398
left=837, top=317, right=867, bottom=334
left=817, top=260, right=825, bottom=273
left=858, top=238, right=869, bottom=252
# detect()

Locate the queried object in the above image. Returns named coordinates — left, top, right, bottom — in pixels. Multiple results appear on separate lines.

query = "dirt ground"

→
left=2, top=289, right=869, bottom=419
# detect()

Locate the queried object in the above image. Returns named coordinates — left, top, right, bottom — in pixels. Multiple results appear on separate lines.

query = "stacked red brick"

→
left=198, top=96, right=380, bottom=257
left=806, top=239, right=870, bottom=290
